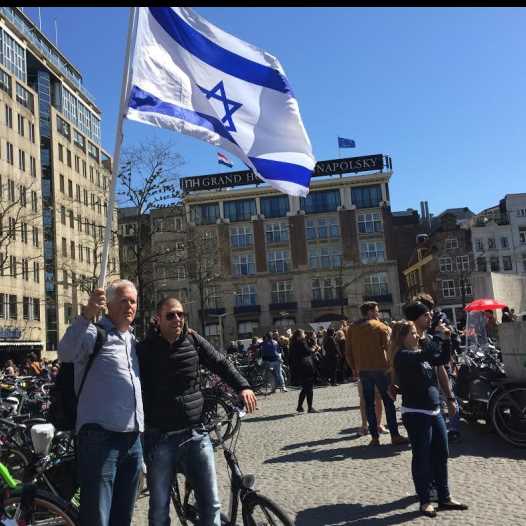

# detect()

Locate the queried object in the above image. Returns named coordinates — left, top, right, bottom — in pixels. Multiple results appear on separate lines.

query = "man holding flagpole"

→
left=94, top=6, right=315, bottom=526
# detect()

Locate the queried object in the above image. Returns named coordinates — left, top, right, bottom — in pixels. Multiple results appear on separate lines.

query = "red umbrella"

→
left=464, top=298, right=507, bottom=312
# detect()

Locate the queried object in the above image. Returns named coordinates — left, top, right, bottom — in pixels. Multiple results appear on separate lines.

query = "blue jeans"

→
left=145, top=427, right=221, bottom=526
left=264, top=360, right=285, bottom=389
left=402, top=412, right=450, bottom=505
left=360, top=370, right=399, bottom=439
left=77, top=424, right=142, bottom=526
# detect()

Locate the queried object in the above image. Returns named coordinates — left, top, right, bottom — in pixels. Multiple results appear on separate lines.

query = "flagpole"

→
left=98, top=7, right=137, bottom=289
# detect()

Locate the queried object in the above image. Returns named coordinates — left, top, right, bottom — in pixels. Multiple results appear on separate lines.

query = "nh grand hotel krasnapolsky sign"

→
left=180, top=154, right=392, bottom=192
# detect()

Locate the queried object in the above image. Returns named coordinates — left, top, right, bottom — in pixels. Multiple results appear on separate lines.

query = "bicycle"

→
left=0, top=461, right=79, bottom=524
left=171, top=408, right=293, bottom=526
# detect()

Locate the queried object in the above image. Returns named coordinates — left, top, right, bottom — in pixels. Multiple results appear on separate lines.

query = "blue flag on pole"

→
left=125, top=7, right=315, bottom=196
left=338, top=137, right=356, bottom=148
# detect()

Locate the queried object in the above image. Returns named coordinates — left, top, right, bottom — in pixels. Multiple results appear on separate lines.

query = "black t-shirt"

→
left=394, top=335, right=451, bottom=411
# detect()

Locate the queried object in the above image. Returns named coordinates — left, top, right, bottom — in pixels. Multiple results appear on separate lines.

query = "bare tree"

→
left=0, top=179, right=43, bottom=276
left=116, top=138, right=184, bottom=337
left=184, top=226, right=222, bottom=335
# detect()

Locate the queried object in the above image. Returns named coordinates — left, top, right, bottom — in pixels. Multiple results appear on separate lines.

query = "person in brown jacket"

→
left=345, top=302, right=408, bottom=446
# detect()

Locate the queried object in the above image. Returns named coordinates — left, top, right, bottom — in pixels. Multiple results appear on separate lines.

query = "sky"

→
left=21, top=7, right=526, bottom=216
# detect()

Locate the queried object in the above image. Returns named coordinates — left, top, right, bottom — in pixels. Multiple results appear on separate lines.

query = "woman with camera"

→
left=390, top=313, right=468, bottom=518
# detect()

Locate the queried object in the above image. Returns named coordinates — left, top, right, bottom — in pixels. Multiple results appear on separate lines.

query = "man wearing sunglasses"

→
left=137, top=296, right=257, bottom=526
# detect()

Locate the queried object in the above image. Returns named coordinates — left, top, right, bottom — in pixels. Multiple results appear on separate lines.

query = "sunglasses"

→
left=165, top=311, right=186, bottom=321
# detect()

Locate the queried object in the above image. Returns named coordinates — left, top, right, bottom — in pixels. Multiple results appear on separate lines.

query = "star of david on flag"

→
left=125, top=7, right=315, bottom=196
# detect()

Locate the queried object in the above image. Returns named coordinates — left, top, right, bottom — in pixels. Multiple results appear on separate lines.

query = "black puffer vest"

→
left=137, top=331, right=204, bottom=432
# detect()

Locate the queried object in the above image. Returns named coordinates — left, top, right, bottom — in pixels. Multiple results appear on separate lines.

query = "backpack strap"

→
left=76, top=323, right=107, bottom=399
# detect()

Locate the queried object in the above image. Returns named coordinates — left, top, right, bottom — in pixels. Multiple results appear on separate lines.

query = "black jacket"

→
left=394, top=335, right=451, bottom=411
left=291, top=339, right=316, bottom=384
left=137, top=329, right=250, bottom=432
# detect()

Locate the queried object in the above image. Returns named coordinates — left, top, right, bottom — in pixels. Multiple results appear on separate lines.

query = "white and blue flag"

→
left=125, top=7, right=315, bottom=196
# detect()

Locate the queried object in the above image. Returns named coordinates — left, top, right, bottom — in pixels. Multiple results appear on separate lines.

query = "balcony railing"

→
left=311, top=298, right=347, bottom=308
left=363, top=293, right=393, bottom=303
left=234, top=305, right=261, bottom=315
left=269, top=301, right=297, bottom=311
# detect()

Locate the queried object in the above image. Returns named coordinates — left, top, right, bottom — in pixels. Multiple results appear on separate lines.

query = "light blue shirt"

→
left=57, top=315, right=144, bottom=433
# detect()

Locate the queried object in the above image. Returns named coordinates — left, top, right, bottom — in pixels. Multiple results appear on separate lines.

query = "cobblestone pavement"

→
left=133, top=382, right=526, bottom=525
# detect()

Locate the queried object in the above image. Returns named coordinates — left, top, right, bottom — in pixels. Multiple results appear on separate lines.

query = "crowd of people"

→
left=0, top=281, right=476, bottom=523
left=1, top=353, right=60, bottom=381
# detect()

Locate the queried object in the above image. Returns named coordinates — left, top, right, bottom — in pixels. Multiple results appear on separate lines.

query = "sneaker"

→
left=296, top=406, right=304, bottom=413
left=369, top=437, right=380, bottom=446
left=308, top=408, right=319, bottom=413
left=391, top=434, right=410, bottom=446
left=281, top=387, right=288, bottom=392
left=378, top=425, right=389, bottom=434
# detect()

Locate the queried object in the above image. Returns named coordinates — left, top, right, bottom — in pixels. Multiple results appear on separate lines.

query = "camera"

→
left=429, top=310, right=448, bottom=334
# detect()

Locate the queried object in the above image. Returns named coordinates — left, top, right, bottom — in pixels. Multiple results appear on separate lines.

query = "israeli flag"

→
left=126, top=7, right=315, bottom=196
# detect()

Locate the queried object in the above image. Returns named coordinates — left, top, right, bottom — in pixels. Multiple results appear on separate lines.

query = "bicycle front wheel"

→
left=3, top=489, right=79, bottom=525
left=242, top=492, right=294, bottom=526
left=491, top=386, right=526, bottom=448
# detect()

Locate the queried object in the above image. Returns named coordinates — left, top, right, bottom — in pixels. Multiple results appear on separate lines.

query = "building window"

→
left=0, top=294, right=6, bottom=320
left=20, top=222, right=28, bottom=244
left=271, top=280, right=293, bottom=304
left=9, top=295, right=17, bottom=320
left=17, top=113, right=24, bottom=136
left=64, top=303, right=73, bottom=325
left=489, top=256, right=500, bottom=271
left=351, top=184, right=383, bottom=209
left=500, top=237, right=509, bottom=249
left=68, top=210, right=74, bottom=229
left=33, top=261, right=40, bottom=283
left=224, top=199, right=256, bottom=222
left=305, top=217, right=340, bottom=240
left=60, top=206, right=66, bottom=225
left=66, top=149, right=72, bottom=167
left=230, top=225, right=253, bottom=248
left=8, top=180, right=15, bottom=201
left=31, top=191, right=38, bottom=212
left=5, top=104, right=12, bottom=128
left=33, top=298, right=40, bottom=321
left=522, top=254, right=526, bottom=273
left=357, top=212, right=383, bottom=234
left=474, top=238, right=483, bottom=251
left=487, top=238, right=496, bottom=250
left=191, top=203, right=220, bottom=225
left=235, top=284, right=257, bottom=306
left=232, top=253, right=256, bottom=276
left=502, top=255, right=513, bottom=271
left=265, top=222, right=289, bottom=243
left=23, top=296, right=31, bottom=320
left=21, top=258, right=29, bottom=280
left=205, top=285, right=222, bottom=309
left=61, top=237, right=67, bottom=257
left=6, top=142, right=14, bottom=164
left=204, top=324, right=220, bottom=337
left=364, top=273, right=389, bottom=297
left=445, top=238, right=459, bottom=250
left=9, top=255, right=16, bottom=277
left=308, top=245, right=342, bottom=269
left=70, top=241, right=75, bottom=260
left=19, top=185, right=27, bottom=207
left=238, top=321, right=258, bottom=337
left=456, top=255, right=470, bottom=271
left=516, top=208, right=526, bottom=217
left=519, top=227, right=526, bottom=245
left=260, top=195, right=290, bottom=218
left=312, top=277, right=342, bottom=301
left=274, top=317, right=295, bottom=329
left=267, top=250, right=290, bottom=273
left=18, top=149, right=25, bottom=171
left=442, top=280, right=456, bottom=298
left=360, top=240, right=385, bottom=263
left=33, top=226, right=40, bottom=247
left=461, top=278, right=473, bottom=297
left=477, top=256, right=487, bottom=272
left=30, top=156, right=36, bottom=177
left=301, top=189, right=341, bottom=213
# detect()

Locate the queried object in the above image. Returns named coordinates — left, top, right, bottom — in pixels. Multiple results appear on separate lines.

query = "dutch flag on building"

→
left=217, top=151, right=233, bottom=168
left=125, top=7, right=315, bottom=196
